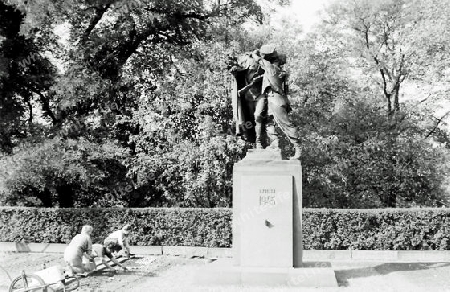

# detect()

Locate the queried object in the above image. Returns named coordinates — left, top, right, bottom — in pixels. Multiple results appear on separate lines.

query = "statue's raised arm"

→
left=229, top=45, right=301, bottom=160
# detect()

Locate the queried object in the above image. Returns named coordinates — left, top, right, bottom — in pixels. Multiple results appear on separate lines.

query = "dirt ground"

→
left=2, top=253, right=450, bottom=292
left=0, top=253, right=210, bottom=292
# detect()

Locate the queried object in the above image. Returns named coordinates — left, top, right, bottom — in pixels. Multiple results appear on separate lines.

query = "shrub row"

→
left=302, top=208, right=450, bottom=250
left=1, top=207, right=450, bottom=249
left=0, top=207, right=232, bottom=247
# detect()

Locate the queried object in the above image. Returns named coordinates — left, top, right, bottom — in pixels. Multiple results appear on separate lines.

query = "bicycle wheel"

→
left=61, top=276, right=79, bottom=292
left=8, top=273, right=46, bottom=292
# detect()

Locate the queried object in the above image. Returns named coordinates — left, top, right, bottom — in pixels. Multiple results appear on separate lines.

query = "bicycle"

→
left=8, top=268, right=80, bottom=292
left=8, top=253, right=133, bottom=292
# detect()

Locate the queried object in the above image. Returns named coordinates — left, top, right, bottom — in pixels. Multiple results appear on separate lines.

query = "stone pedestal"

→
left=233, top=149, right=302, bottom=268
left=193, top=149, right=338, bottom=287
left=194, top=258, right=338, bottom=287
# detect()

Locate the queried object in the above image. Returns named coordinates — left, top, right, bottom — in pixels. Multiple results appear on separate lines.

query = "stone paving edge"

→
left=1, top=242, right=450, bottom=262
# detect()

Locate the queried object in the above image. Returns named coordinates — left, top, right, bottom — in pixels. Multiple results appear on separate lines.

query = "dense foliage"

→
left=0, top=0, right=449, bottom=208
left=303, top=208, right=450, bottom=250
left=0, top=0, right=260, bottom=207
left=2, top=207, right=450, bottom=250
left=0, top=207, right=232, bottom=247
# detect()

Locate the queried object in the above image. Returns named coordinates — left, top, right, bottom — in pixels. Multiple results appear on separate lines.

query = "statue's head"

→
left=226, top=54, right=238, bottom=69
left=237, top=53, right=259, bottom=71
left=260, top=44, right=286, bottom=65
left=260, top=44, right=278, bottom=60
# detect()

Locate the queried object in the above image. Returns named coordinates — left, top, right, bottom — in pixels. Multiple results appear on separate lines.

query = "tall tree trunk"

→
left=384, top=121, right=398, bottom=208
left=393, top=84, right=400, bottom=112
left=386, top=93, right=393, bottom=116
left=383, top=80, right=402, bottom=207
left=385, top=162, right=397, bottom=208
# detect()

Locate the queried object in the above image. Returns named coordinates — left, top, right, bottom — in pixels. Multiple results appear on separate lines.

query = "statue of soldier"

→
left=229, top=51, right=268, bottom=147
left=229, top=45, right=301, bottom=160
left=256, top=44, right=302, bottom=160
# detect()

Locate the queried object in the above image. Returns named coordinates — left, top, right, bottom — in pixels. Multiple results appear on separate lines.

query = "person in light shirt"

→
left=64, top=225, right=95, bottom=276
left=106, top=224, right=132, bottom=258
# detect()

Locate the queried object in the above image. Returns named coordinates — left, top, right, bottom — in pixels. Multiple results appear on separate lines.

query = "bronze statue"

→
left=230, top=45, right=301, bottom=160
left=229, top=51, right=266, bottom=146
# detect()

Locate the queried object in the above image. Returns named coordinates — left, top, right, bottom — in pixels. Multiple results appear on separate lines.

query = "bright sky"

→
left=268, top=0, right=326, bottom=32
left=289, top=0, right=331, bottom=32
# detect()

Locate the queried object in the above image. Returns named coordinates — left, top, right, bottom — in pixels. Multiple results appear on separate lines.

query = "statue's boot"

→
left=266, top=122, right=279, bottom=150
left=268, top=139, right=279, bottom=149
left=290, top=143, right=302, bottom=160
left=255, top=123, right=264, bottom=149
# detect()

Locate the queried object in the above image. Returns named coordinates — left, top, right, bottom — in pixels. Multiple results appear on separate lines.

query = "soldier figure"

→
left=229, top=51, right=266, bottom=146
left=257, top=44, right=301, bottom=160
left=229, top=45, right=301, bottom=160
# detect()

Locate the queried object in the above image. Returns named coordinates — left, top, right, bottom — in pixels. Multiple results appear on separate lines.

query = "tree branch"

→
left=362, top=22, right=392, bottom=100
left=24, top=85, right=59, bottom=125
left=143, top=6, right=218, bottom=21
left=26, top=98, right=33, bottom=124
left=81, top=4, right=111, bottom=43
left=419, top=93, right=432, bottom=103
left=425, top=111, right=450, bottom=139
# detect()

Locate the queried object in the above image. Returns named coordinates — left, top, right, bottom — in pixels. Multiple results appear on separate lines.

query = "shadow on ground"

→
left=302, top=262, right=332, bottom=267
left=335, top=262, right=450, bottom=287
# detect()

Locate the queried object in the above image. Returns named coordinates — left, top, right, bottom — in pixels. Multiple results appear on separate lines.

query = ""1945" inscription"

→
left=259, top=195, right=276, bottom=206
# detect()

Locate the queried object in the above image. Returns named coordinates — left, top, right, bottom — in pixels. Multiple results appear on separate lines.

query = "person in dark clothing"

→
left=92, top=238, right=127, bottom=272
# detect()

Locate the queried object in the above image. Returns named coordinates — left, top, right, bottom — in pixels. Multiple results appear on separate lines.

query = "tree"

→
left=1, top=137, right=129, bottom=207
left=313, top=0, right=450, bottom=206
left=0, top=2, right=56, bottom=153
left=2, top=0, right=448, bottom=209
left=320, top=0, right=449, bottom=114
left=127, top=40, right=249, bottom=207
left=0, top=0, right=268, bottom=207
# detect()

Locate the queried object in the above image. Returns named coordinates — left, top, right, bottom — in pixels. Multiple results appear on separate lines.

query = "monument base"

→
left=192, top=259, right=338, bottom=287
left=244, top=148, right=282, bottom=160
left=233, top=154, right=303, bottom=267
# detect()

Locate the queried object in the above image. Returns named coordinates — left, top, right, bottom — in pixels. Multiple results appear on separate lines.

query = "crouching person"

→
left=64, top=225, right=95, bottom=276
left=107, top=224, right=132, bottom=258
left=92, top=238, right=128, bottom=272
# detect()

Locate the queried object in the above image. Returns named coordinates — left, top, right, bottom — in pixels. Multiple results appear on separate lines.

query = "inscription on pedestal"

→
left=239, top=175, right=293, bottom=267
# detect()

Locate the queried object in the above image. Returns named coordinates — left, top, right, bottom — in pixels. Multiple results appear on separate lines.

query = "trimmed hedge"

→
left=302, top=208, right=450, bottom=250
left=0, top=207, right=232, bottom=247
left=1, top=207, right=450, bottom=250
